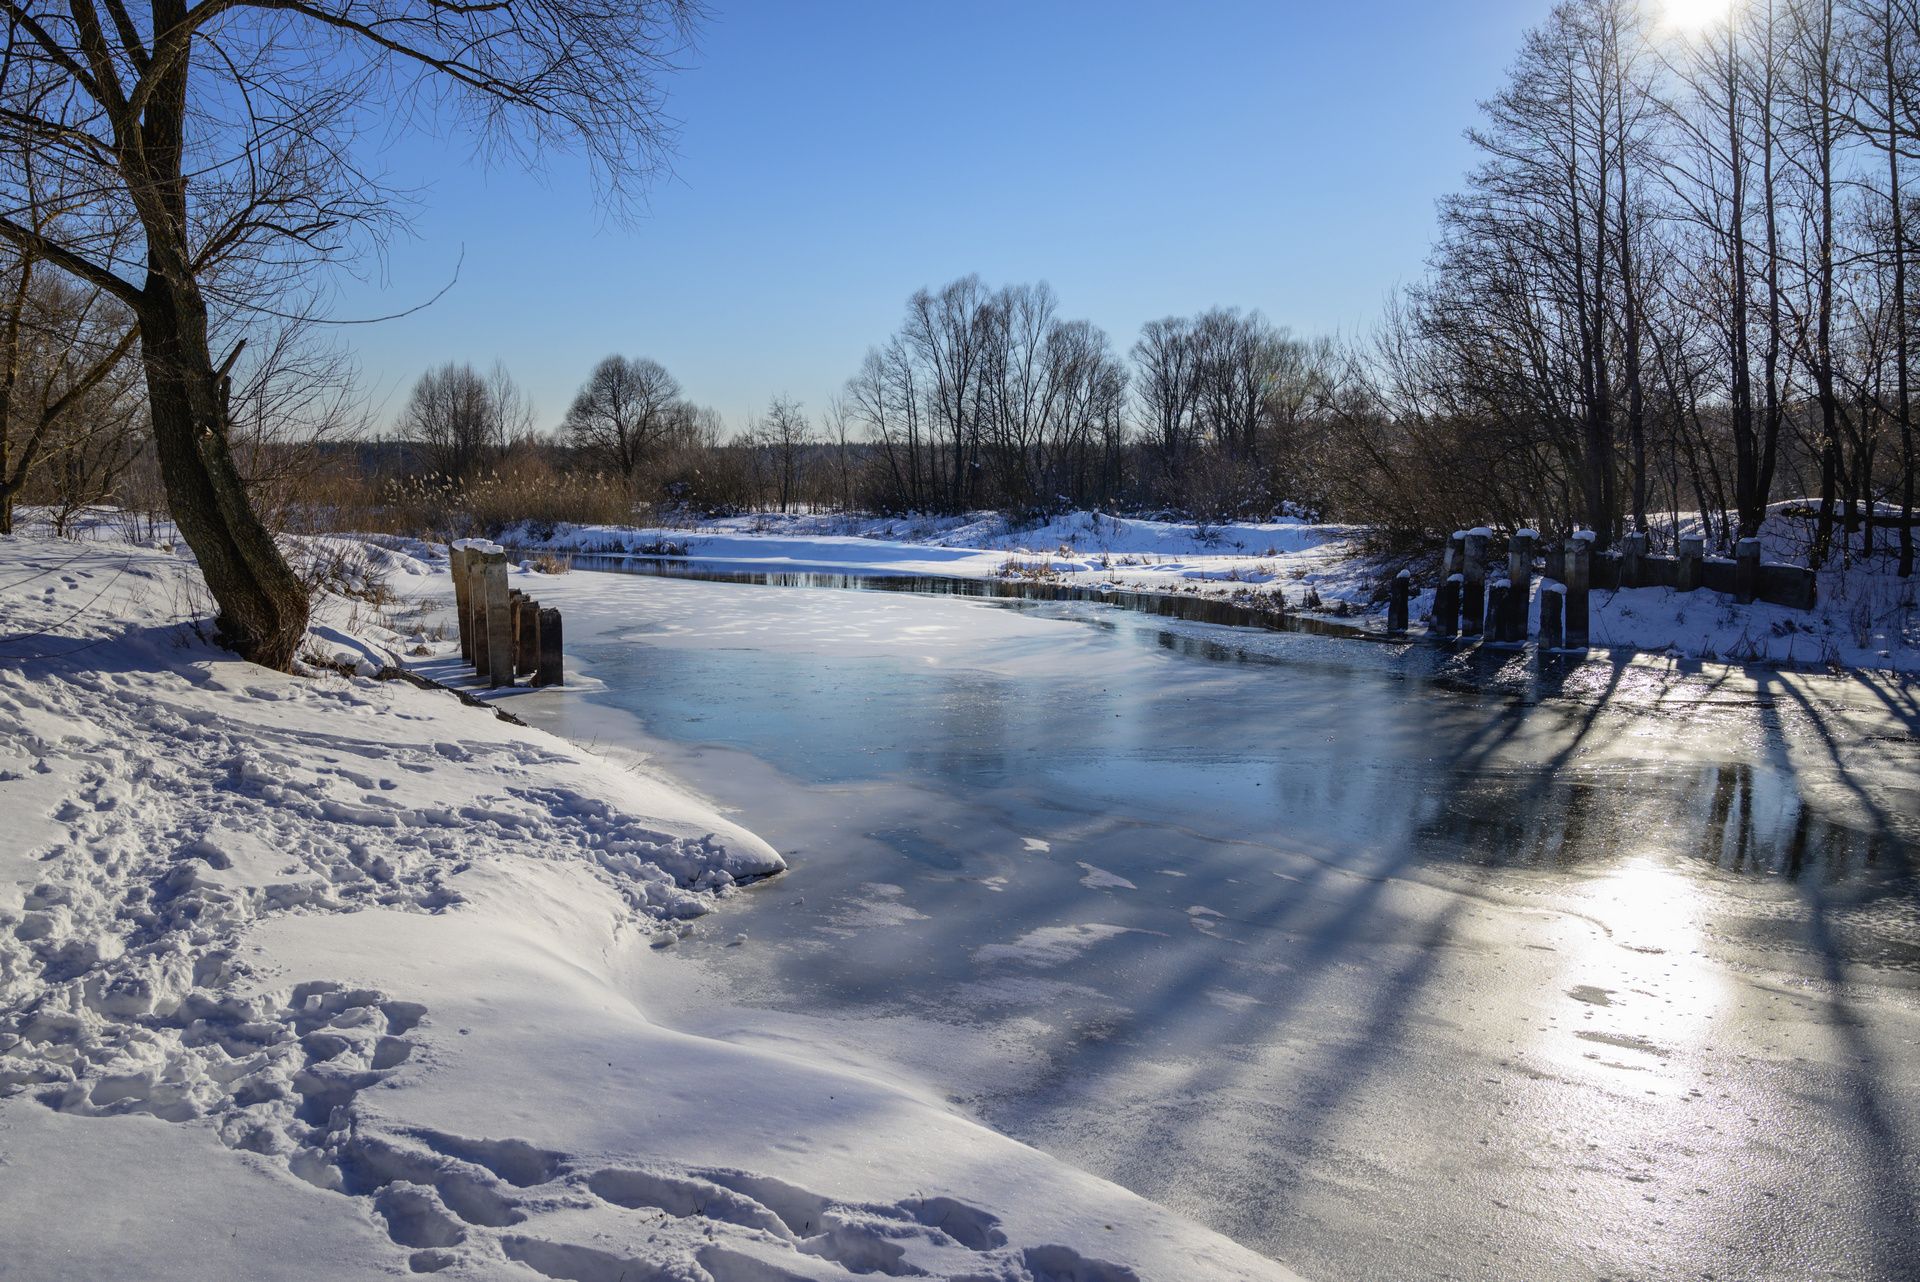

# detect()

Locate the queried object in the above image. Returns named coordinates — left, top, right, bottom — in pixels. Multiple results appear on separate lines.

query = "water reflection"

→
left=555, top=582, right=1914, bottom=893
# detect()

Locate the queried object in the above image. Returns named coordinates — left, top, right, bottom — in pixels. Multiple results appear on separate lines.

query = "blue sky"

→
left=336, top=0, right=1547, bottom=434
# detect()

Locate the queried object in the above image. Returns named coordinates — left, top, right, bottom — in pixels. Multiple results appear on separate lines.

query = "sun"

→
left=1661, top=0, right=1732, bottom=32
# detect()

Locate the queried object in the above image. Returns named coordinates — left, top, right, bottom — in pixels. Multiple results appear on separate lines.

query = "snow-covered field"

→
left=0, top=533, right=1298, bottom=1281
left=497, top=507, right=1920, bottom=674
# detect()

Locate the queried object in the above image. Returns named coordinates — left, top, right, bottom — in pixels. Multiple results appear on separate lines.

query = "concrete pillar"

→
left=1487, top=579, right=1510, bottom=644
left=536, top=608, right=565, bottom=687
left=1507, top=529, right=1537, bottom=642
left=1387, top=570, right=1410, bottom=636
left=1678, top=534, right=1705, bottom=592
left=1434, top=575, right=1461, bottom=639
left=1437, top=533, right=1465, bottom=635
left=1462, top=528, right=1490, bottom=638
left=1735, top=537, right=1760, bottom=604
left=466, top=553, right=492, bottom=675
left=1566, top=532, right=1591, bottom=650
left=1540, top=584, right=1565, bottom=650
left=480, top=550, right=513, bottom=688
left=515, top=597, right=540, bottom=674
left=1619, top=531, right=1645, bottom=588
left=508, top=590, right=526, bottom=675
left=450, top=544, right=473, bottom=662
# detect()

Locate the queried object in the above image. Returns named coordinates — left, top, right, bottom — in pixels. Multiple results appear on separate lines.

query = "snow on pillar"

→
left=1387, top=569, right=1410, bottom=636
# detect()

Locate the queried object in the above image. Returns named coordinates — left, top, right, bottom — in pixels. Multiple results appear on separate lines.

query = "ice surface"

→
left=498, top=560, right=1920, bottom=1282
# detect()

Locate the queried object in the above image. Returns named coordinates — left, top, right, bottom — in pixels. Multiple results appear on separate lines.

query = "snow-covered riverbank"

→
left=497, top=507, right=1920, bottom=673
left=0, top=534, right=1298, bottom=1281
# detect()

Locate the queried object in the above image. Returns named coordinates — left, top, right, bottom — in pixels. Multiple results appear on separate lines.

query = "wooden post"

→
left=1387, top=569, right=1409, bottom=636
left=481, top=549, right=513, bottom=688
left=516, top=597, right=540, bottom=674
left=1540, top=584, right=1565, bottom=650
left=1462, top=528, right=1489, bottom=638
left=1677, top=534, right=1705, bottom=592
left=1734, top=537, right=1760, bottom=604
left=466, top=552, right=492, bottom=675
left=536, top=608, right=564, bottom=687
left=1565, top=532, right=1591, bottom=650
left=1507, top=529, right=1536, bottom=641
left=450, top=544, right=473, bottom=662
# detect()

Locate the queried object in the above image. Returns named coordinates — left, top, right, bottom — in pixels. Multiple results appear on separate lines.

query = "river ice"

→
left=495, top=564, right=1920, bottom=1282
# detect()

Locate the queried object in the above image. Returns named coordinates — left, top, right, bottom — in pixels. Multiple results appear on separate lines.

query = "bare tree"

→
left=1133, top=316, right=1199, bottom=499
left=562, top=355, right=682, bottom=491
left=1844, top=0, right=1919, bottom=575
left=759, top=395, right=810, bottom=514
left=0, top=0, right=702, bottom=667
left=904, top=275, right=992, bottom=511
left=0, top=253, right=139, bottom=532
left=399, top=361, right=529, bottom=483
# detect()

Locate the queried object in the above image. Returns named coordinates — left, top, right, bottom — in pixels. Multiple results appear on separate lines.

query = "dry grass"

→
left=998, top=555, right=1064, bottom=581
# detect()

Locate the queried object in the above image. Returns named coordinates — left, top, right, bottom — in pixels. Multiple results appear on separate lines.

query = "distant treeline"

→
left=7, top=0, right=1917, bottom=579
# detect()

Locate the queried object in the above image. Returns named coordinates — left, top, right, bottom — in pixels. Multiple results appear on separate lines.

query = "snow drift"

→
left=0, top=535, right=1297, bottom=1281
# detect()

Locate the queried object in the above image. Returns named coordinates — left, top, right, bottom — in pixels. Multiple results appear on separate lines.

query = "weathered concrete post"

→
left=1734, top=537, right=1760, bottom=604
left=1540, top=583, right=1565, bottom=650
left=1387, top=569, right=1410, bottom=636
left=1437, top=532, right=1465, bottom=637
left=466, top=550, right=492, bottom=676
left=536, top=607, right=564, bottom=687
left=1433, top=575, right=1461, bottom=639
left=507, top=589, right=526, bottom=674
left=1486, top=578, right=1511, bottom=644
left=1566, top=531, right=1591, bottom=650
left=1462, top=528, right=1490, bottom=639
left=1677, top=534, right=1705, bottom=592
left=1506, top=529, right=1537, bottom=642
left=481, top=549, right=513, bottom=688
left=1619, top=531, right=1645, bottom=589
left=450, top=544, right=473, bottom=662
left=515, top=597, right=540, bottom=674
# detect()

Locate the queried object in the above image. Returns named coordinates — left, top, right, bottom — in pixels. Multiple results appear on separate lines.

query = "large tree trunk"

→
left=138, top=272, right=309, bottom=669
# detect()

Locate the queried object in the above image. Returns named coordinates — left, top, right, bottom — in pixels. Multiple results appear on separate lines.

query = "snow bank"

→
left=0, top=534, right=1297, bottom=1281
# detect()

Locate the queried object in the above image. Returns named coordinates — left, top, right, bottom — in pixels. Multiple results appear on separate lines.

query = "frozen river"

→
left=503, top=564, right=1920, bottom=1282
